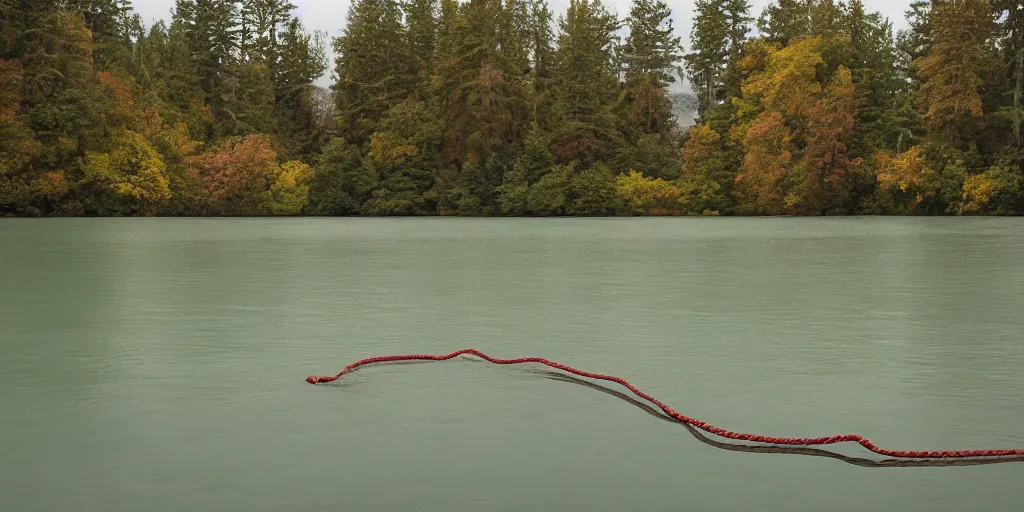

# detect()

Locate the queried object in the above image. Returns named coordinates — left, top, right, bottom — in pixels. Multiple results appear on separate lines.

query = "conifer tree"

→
left=548, top=0, right=621, bottom=165
left=620, top=0, right=682, bottom=135
left=332, top=0, right=414, bottom=143
left=758, top=0, right=810, bottom=46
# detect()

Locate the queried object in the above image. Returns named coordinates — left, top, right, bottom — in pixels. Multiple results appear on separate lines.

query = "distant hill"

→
left=669, top=91, right=699, bottom=130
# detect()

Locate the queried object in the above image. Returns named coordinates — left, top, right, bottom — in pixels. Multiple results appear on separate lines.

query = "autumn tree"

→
left=679, top=123, right=731, bottom=214
left=735, top=111, right=794, bottom=214
left=198, top=133, right=281, bottom=214
left=2, top=0, right=1022, bottom=217
left=794, top=66, right=860, bottom=213
left=874, top=145, right=938, bottom=213
left=82, top=130, right=172, bottom=214
left=615, top=169, right=681, bottom=215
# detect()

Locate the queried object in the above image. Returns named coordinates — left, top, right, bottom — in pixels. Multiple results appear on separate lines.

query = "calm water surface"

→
left=1, top=218, right=1023, bottom=511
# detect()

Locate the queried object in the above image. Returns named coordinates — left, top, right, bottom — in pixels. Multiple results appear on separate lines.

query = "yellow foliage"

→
left=740, top=36, right=824, bottom=122
left=681, top=124, right=721, bottom=172
left=875, top=146, right=935, bottom=193
left=959, top=173, right=997, bottom=214
left=270, top=160, right=314, bottom=215
left=615, top=170, right=682, bottom=215
left=83, top=130, right=171, bottom=212
left=874, top=146, right=938, bottom=209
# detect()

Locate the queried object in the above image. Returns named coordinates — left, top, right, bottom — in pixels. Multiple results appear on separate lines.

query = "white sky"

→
left=130, top=0, right=915, bottom=89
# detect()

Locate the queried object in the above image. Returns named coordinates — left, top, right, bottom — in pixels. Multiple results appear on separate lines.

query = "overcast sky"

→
left=130, top=0, right=915, bottom=89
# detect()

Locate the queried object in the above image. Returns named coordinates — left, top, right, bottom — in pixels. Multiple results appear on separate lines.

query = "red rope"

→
left=306, top=349, right=1024, bottom=460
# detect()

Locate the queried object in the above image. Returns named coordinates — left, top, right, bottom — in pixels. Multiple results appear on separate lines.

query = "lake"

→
left=1, top=217, right=1022, bottom=511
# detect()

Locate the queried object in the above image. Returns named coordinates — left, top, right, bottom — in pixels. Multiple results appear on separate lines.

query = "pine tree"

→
left=757, top=0, right=810, bottom=46
left=685, top=0, right=750, bottom=129
left=273, top=18, right=328, bottom=157
left=808, top=0, right=843, bottom=40
left=63, top=0, right=137, bottom=71
left=173, top=0, right=241, bottom=135
left=845, top=0, right=903, bottom=154
left=722, top=0, right=753, bottom=102
left=433, top=0, right=526, bottom=170
left=527, top=0, right=556, bottom=127
left=996, top=0, right=1023, bottom=151
left=685, top=0, right=728, bottom=118
left=332, top=0, right=415, bottom=143
left=621, top=0, right=682, bottom=135
left=548, top=0, right=621, bottom=165
left=239, top=0, right=295, bottom=65
left=917, top=0, right=998, bottom=146
left=405, top=0, right=439, bottom=80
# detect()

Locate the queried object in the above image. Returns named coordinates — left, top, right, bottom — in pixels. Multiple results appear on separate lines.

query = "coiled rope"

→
left=306, top=349, right=1024, bottom=460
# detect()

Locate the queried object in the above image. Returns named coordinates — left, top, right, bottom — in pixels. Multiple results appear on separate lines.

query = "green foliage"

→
left=527, top=163, right=572, bottom=215
left=621, top=0, right=682, bottom=135
left=308, top=137, right=372, bottom=215
left=570, top=163, right=617, bottom=215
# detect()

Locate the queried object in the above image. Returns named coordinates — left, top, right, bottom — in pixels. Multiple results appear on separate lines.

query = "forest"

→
left=1, top=0, right=1022, bottom=216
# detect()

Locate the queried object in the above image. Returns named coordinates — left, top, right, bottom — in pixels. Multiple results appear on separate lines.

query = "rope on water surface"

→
left=306, top=348, right=1024, bottom=460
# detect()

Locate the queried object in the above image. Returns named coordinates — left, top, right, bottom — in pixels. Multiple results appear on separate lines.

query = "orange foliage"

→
left=198, top=134, right=279, bottom=212
left=0, top=59, right=41, bottom=175
left=39, top=171, right=70, bottom=199
left=735, top=111, right=793, bottom=214
left=795, top=66, right=861, bottom=212
left=97, top=71, right=148, bottom=131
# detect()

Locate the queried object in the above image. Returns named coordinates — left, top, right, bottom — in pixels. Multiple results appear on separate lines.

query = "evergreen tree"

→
left=548, top=0, right=621, bottom=165
left=332, top=0, right=415, bottom=143
left=996, top=0, right=1023, bottom=151
left=722, top=0, right=753, bottom=102
left=432, top=0, right=529, bottom=208
left=685, top=0, right=750, bottom=130
left=527, top=0, right=557, bottom=127
left=273, top=17, right=328, bottom=157
left=620, top=0, right=682, bottom=135
left=685, top=0, right=728, bottom=118
left=405, top=0, right=439, bottom=81
left=917, top=0, right=998, bottom=147
left=845, top=0, right=904, bottom=154
left=173, top=0, right=241, bottom=137
left=239, top=0, right=295, bottom=65
left=758, top=0, right=810, bottom=45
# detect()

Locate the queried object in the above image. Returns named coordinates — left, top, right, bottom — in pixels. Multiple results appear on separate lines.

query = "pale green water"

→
left=1, top=218, right=1023, bottom=511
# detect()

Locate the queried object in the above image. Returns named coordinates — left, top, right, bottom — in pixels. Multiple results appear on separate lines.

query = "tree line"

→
left=1, top=0, right=1022, bottom=216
